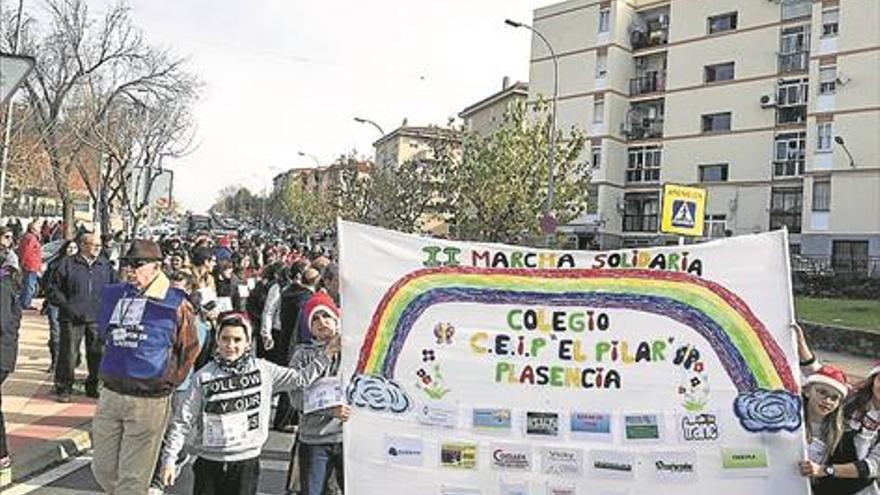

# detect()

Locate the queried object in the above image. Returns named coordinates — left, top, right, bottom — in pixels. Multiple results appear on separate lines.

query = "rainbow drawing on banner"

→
left=346, top=267, right=802, bottom=433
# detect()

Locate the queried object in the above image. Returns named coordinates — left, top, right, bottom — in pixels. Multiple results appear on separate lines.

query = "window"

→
left=779, top=26, right=810, bottom=73
left=627, top=145, right=662, bottom=183
left=591, top=145, right=602, bottom=169
left=819, top=66, right=836, bottom=95
left=708, top=12, right=737, bottom=34
left=822, top=8, right=839, bottom=37
left=593, top=100, right=605, bottom=124
left=699, top=164, right=729, bottom=182
left=777, top=78, right=808, bottom=106
left=774, top=132, right=806, bottom=176
left=817, top=122, right=833, bottom=152
left=704, top=214, right=727, bottom=238
left=776, top=78, right=808, bottom=124
left=702, top=112, right=731, bottom=133
left=770, top=188, right=803, bottom=233
left=596, top=52, right=608, bottom=78
left=832, top=240, right=869, bottom=274
left=704, top=62, right=735, bottom=83
left=812, top=180, right=830, bottom=211
left=598, top=7, right=610, bottom=33
left=623, top=193, right=659, bottom=232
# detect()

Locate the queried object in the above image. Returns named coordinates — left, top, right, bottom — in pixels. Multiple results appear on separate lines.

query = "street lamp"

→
left=505, top=18, right=560, bottom=244
left=834, top=136, right=856, bottom=168
left=353, top=116, right=386, bottom=136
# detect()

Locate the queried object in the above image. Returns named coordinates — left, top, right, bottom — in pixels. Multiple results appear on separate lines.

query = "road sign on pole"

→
left=0, top=53, right=35, bottom=106
left=660, top=183, right=707, bottom=237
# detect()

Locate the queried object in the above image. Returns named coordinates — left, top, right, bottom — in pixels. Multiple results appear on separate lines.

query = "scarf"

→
left=213, top=349, right=255, bottom=375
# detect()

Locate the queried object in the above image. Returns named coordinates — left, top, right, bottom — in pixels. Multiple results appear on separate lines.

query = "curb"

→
left=0, top=422, right=92, bottom=487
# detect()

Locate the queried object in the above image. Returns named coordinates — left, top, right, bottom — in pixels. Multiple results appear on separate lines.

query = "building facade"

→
left=459, top=78, right=529, bottom=136
left=527, top=0, right=879, bottom=273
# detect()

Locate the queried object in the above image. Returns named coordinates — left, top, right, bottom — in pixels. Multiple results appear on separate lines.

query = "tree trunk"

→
left=62, top=198, right=75, bottom=240
left=99, top=186, right=111, bottom=238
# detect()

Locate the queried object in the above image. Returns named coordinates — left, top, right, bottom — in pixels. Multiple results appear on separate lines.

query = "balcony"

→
left=778, top=51, right=809, bottom=73
left=772, top=159, right=805, bottom=178
left=629, top=8, right=669, bottom=51
left=630, top=71, right=666, bottom=96
left=627, top=119, right=664, bottom=140
left=777, top=105, right=807, bottom=125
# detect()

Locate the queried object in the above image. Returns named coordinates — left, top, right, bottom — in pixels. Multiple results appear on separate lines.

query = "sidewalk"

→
left=0, top=303, right=876, bottom=488
left=1, top=302, right=96, bottom=487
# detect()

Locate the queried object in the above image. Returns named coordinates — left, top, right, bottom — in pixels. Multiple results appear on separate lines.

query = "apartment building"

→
left=527, top=0, right=880, bottom=273
left=459, top=77, right=529, bottom=136
left=373, top=124, right=460, bottom=169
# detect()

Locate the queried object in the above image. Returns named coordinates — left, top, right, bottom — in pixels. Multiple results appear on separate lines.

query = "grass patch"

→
left=795, top=296, right=880, bottom=333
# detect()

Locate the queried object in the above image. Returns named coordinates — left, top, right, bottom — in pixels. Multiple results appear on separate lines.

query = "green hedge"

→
left=793, top=274, right=880, bottom=299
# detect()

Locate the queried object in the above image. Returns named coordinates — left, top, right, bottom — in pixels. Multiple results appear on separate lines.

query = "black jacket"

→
left=47, top=255, right=117, bottom=323
left=0, top=266, right=22, bottom=372
left=281, top=283, right=314, bottom=356
left=214, top=272, right=243, bottom=311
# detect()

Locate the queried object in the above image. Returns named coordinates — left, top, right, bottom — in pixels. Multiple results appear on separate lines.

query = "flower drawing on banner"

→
left=415, top=364, right=451, bottom=400
left=673, top=342, right=711, bottom=412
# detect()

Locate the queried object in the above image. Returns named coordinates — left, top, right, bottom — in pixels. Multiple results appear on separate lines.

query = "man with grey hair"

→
left=46, top=232, right=117, bottom=402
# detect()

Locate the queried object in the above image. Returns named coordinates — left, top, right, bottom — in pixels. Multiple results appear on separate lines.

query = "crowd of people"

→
left=0, top=220, right=347, bottom=494
left=0, top=219, right=878, bottom=494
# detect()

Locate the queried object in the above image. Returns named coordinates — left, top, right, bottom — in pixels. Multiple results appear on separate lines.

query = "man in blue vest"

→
left=91, top=239, right=201, bottom=494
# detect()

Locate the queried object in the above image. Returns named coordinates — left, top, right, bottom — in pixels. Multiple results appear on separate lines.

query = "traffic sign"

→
left=660, top=183, right=707, bottom=236
left=0, top=53, right=35, bottom=106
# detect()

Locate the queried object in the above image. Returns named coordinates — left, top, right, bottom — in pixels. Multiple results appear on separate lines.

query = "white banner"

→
left=340, top=220, right=808, bottom=495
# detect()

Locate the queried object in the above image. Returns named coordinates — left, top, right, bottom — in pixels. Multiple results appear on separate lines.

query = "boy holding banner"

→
left=289, top=291, right=351, bottom=495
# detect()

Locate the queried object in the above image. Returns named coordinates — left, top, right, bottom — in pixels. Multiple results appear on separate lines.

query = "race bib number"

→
left=109, top=298, right=147, bottom=326
left=203, top=412, right=257, bottom=448
left=303, top=377, right=344, bottom=414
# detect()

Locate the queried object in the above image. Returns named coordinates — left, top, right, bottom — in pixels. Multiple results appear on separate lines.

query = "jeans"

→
left=19, top=271, right=38, bottom=309
left=192, top=457, right=260, bottom=495
left=298, top=442, right=344, bottom=495
left=46, top=305, right=60, bottom=369
left=55, top=322, right=101, bottom=394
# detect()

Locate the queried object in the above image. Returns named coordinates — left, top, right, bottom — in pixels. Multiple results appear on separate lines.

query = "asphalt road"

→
left=8, top=430, right=296, bottom=495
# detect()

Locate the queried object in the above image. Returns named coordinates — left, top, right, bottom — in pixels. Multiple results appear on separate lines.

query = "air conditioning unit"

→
left=760, top=94, right=777, bottom=108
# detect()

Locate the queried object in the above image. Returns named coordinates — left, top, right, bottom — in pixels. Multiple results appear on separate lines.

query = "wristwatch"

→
left=824, top=465, right=836, bottom=477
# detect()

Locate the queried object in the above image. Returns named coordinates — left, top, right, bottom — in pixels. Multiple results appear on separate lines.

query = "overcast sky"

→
left=89, top=0, right=556, bottom=213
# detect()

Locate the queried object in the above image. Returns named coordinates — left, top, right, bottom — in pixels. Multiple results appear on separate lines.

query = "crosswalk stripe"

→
left=2, top=457, right=93, bottom=495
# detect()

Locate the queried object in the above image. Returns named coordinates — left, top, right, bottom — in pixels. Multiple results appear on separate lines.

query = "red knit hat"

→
left=804, top=365, right=849, bottom=397
left=302, top=291, right=340, bottom=330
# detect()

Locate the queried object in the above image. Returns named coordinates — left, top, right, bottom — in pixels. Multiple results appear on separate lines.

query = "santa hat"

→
left=804, top=365, right=849, bottom=398
left=302, top=291, right=340, bottom=330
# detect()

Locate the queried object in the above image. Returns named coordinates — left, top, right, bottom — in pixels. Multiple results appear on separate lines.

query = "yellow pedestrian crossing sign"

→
left=661, top=183, right=707, bottom=236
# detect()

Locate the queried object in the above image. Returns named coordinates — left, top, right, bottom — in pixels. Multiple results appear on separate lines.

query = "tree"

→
left=1, top=0, right=198, bottom=238
left=333, top=145, right=452, bottom=234
left=212, top=185, right=260, bottom=221
left=272, top=175, right=334, bottom=237
left=439, top=100, right=590, bottom=244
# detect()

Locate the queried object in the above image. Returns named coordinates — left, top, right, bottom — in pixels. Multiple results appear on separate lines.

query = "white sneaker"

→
left=147, top=488, right=164, bottom=495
